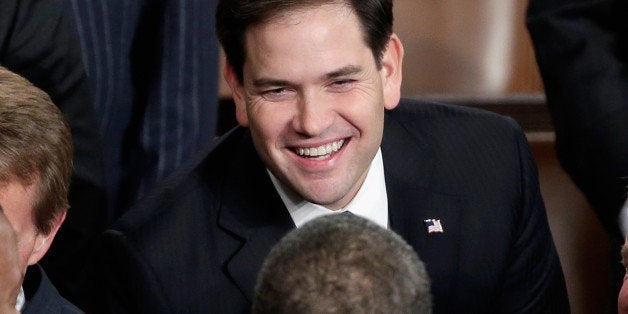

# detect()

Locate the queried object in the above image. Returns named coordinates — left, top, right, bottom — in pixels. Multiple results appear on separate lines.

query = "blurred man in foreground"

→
left=253, top=214, right=432, bottom=313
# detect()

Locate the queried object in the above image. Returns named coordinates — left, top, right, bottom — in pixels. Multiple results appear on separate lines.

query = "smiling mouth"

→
left=294, top=139, right=346, bottom=159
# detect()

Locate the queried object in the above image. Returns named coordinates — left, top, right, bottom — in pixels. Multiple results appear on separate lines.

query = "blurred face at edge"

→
left=620, top=241, right=628, bottom=313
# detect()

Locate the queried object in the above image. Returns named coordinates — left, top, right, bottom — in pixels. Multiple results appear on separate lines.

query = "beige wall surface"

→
left=393, top=0, right=542, bottom=97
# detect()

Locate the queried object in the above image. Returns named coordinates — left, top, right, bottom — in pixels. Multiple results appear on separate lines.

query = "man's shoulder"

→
left=388, top=98, right=522, bottom=142
left=109, top=127, right=253, bottom=238
left=384, top=98, right=529, bottom=196
left=23, top=265, right=83, bottom=314
left=391, top=98, right=518, bottom=127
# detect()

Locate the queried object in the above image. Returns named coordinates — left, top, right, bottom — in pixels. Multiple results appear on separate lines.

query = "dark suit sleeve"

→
left=22, top=266, right=84, bottom=314
left=0, top=0, right=107, bottom=300
left=495, top=125, right=569, bottom=313
left=86, top=230, right=171, bottom=314
left=527, top=0, right=628, bottom=240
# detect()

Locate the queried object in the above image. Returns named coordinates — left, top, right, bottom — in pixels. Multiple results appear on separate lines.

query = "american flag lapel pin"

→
left=424, top=219, right=444, bottom=234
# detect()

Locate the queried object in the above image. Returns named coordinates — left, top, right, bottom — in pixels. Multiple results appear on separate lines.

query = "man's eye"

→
left=332, top=79, right=353, bottom=86
left=261, top=88, right=293, bottom=101
left=266, top=88, right=285, bottom=94
left=329, top=79, right=356, bottom=91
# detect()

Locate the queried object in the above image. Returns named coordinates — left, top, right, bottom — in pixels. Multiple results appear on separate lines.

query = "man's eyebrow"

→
left=250, top=65, right=363, bottom=88
left=251, top=78, right=292, bottom=88
left=324, top=65, right=362, bottom=79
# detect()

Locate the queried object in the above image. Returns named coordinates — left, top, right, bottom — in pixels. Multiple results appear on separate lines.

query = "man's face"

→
left=620, top=242, right=628, bottom=313
left=0, top=180, right=55, bottom=276
left=227, top=3, right=402, bottom=209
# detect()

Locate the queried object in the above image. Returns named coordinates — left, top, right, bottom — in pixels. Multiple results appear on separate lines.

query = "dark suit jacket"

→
left=22, top=265, right=83, bottom=314
left=90, top=100, right=569, bottom=313
left=67, top=0, right=220, bottom=217
left=527, top=0, right=628, bottom=241
left=0, top=0, right=107, bottom=300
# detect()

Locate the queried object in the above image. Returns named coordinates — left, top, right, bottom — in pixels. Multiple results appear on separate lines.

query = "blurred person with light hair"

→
left=0, top=66, right=81, bottom=313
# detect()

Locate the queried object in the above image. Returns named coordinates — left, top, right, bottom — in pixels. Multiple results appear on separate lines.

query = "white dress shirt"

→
left=269, top=148, right=388, bottom=229
left=15, top=286, right=24, bottom=311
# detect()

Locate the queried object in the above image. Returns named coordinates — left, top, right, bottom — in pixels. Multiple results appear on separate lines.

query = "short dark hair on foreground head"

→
left=216, top=0, right=393, bottom=83
left=0, top=66, right=73, bottom=235
left=253, top=214, right=432, bottom=313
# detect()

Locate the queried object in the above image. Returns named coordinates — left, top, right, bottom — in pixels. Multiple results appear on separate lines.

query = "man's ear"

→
left=224, top=61, right=250, bottom=127
left=380, top=33, right=404, bottom=110
left=27, top=211, right=66, bottom=266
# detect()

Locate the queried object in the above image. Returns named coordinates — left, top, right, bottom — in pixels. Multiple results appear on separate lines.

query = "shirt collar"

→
left=16, top=286, right=25, bottom=311
left=269, top=148, right=388, bottom=229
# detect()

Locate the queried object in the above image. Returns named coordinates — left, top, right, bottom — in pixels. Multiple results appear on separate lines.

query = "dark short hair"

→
left=0, top=66, right=73, bottom=235
left=216, top=0, right=394, bottom=83
left=253, top=214, right=432, bottom=313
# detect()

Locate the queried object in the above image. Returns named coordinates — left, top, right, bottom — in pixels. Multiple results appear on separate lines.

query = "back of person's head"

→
left=215, top=0, right=394, bottom=83
left=0, top=66, right=73, bottom=235
left=253, top=214, right=432, bottom=313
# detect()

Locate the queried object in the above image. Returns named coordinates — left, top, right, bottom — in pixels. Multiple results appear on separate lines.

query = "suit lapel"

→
left=382, top=112, right=464, bottom=303
left=217, top=131, right=295, bottom=302
left=217, top=112, right=470, bottom=303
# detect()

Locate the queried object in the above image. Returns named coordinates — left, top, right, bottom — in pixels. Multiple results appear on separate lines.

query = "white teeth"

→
left=295, top=139, right=345, bottom=157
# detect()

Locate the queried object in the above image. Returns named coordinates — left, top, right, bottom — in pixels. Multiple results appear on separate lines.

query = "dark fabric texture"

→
left=527, top=1, right=628, bottom=312
left=85, top=99, right=569, bottom=313
left=22, top=265, right=83, bottom=314
left=527, top=0, right=628, bottom=241
left=68, top=0, right=221, bottom=218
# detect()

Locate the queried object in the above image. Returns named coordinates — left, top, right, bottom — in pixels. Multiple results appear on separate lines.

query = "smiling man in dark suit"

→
left=92, top=0, right=569, bottom=313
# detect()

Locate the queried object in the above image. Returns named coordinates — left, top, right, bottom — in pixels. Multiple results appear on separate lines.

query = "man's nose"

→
left=292, top=91, right=333, bottom=136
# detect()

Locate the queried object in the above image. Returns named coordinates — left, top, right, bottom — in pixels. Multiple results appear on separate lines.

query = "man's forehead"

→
left=254, top=0, right=350, bottom=23
left=245, top=2, right=354, bottom=35
left=241, top=4, right=371, bottom=79
left=0, top=180, right=38, bottom=229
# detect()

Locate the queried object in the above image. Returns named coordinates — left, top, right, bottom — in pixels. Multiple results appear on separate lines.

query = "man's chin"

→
left=300, top=191, right=347, bottom=210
